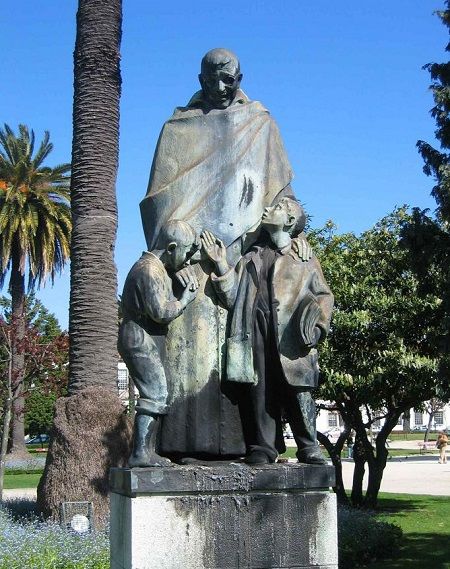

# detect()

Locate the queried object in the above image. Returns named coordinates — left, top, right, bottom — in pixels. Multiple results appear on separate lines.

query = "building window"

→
left=118, top=368, right=128, bottom=391
left=435, top=411, right=444, bottom=426
left=414, top=411, right=423, bottom=426
left=328, top=412, right=339, bottom=428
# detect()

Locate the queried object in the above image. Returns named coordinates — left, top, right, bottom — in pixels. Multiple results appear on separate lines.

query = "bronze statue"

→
left=121, top=48, right=333, bottom=463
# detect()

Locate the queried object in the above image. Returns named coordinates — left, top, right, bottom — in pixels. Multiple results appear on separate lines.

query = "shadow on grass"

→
left=369, top=533, right=450, bottom=569
left=368, top=494, right=450, bottom=568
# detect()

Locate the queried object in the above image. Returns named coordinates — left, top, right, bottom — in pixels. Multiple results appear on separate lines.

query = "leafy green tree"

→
left=0, top=293, right=62, bottom=341
left=312, top=209, right=443, bottom=507
left=25, top=391, right=57, bottom=437
left=0, top=124, right=70, bottom=455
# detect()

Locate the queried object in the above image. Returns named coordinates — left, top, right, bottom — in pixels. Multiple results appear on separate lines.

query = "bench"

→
left=418, top=442, right=435, bottom=454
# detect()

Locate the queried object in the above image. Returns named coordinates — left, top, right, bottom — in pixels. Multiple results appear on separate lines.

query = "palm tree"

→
left=0, top=124, right=71, bottom=455
left=37, top=1, right=128, bottom=527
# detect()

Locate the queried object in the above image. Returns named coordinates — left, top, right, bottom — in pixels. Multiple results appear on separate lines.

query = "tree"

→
left=38, top=1, right=131, bottom=527
left=417, top=2, right=450, bottom=224
left=0, top=124, right=71, bottom=456
left=312, top=209, right=443, bottom=508
left=25, top=391, right=57, bottom=437
left=0, top=301, right=69, bottom=501
left=402, top=2, right=450, bottom=387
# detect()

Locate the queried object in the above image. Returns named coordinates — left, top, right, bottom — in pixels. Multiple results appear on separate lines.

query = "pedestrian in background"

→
left=436, top=431, right=448, bottom=464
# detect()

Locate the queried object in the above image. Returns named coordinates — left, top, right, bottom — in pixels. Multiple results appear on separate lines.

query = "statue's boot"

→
left=128, top=413, right=172, bottom=468
left=245, top=450, right=274, bottom=465
left=288, top=391, right=328, bottom=465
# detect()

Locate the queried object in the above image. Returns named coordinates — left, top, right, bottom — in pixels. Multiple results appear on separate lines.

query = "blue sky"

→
left=1, top=1, right=446, bottom=329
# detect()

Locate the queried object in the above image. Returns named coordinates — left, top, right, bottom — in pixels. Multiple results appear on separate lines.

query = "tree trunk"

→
left=0, top=355, right=13, bottom=501
left=403, top=409, right=411, bottom=433
left=317, top=430, right=350, bottom=506
left=364, top=459, right=385, bottom=509
left=351, top=451, right=365, bottom=506
left=68, top=0, right=122, bottom=393
left=38, top=0, right=123, bottom=522
left=364, top=415, right=399, bottom=508
left=424, top=411, right=434, bottom=443
left=8, top=247, right=28, bottom=456
left=37, top=387, right=132, bottom=527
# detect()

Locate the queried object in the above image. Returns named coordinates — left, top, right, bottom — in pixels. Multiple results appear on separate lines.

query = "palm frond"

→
left=0, top=124, right=72, bottom=291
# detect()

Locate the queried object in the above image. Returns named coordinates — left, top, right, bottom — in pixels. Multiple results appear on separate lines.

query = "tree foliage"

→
left=0, top=295, right=69, bottom=407
left=417, top=3, right=450, bottom=224
left=312, top=209, right=443, bottom=507
left=0, top=124, right=71, bottom=290
left=403, top=2, right=450, bottom=383
left=0, top=296, right=68, bottom=498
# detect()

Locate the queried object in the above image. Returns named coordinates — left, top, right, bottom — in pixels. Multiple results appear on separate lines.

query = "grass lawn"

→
left=280, top=447, right=438, bottom=459
left=369, top=493, right=450, bottom=569
left=3, top=472, right=42, bottom=489
left=389, top=432, right=438, bottom=441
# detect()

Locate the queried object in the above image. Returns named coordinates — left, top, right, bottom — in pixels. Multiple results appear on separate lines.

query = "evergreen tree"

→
left=403, top=2, right=450, bottom=387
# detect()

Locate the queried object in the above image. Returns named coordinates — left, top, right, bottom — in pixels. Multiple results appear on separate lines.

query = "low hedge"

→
left=338, top=506, right=403, bottom=568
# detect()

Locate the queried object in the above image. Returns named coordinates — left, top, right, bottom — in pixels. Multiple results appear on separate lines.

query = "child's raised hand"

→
left=201, top=230, right=227, bottom=265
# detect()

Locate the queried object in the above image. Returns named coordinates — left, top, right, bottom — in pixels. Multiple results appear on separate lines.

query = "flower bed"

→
left=0, top=505, right=109, bottom=569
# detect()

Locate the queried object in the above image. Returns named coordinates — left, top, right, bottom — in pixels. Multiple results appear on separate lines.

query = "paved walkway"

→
left=2, top=488, right=37, bottom=500
left=340, top=455, right=450, bottom=496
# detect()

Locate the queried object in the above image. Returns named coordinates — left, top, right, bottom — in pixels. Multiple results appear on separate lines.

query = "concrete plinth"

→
left=110, top=463, right=338, bottom=569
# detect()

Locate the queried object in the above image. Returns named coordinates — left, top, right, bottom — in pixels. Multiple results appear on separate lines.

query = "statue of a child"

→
left=119, top=220, right=200, bottom=467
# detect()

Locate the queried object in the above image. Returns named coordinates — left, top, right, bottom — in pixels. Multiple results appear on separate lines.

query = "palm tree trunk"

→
left=68, top=0, right=122, bottom=393
left=8, top=247, right=28, bottom=455
left=38, top=0, right=129, bottom=526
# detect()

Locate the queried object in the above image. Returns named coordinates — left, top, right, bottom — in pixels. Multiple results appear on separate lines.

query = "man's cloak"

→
left=140, top=91, right=293, bottom=250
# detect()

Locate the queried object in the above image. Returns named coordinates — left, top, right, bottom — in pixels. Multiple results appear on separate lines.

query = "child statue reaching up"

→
left=201, top=198, right=334, bottom=465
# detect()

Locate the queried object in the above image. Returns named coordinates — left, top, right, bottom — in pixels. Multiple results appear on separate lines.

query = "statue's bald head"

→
left=201, top=48, right=240, bottom=76
left=199, top=48, right=243, bottom=110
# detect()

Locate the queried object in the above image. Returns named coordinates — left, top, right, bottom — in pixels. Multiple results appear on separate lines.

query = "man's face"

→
left=199, top=64, right=242, bottom=109
left=261, top=201, right=292, bottom=231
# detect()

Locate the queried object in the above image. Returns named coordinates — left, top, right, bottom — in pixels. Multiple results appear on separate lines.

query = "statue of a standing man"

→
left=139, top=49, right=304, bottom=460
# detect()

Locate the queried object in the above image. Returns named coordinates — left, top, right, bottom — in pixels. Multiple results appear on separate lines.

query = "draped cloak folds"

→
left=139, top=93, right=294, bottom=457
left=140, top=92, right=293, bottom=250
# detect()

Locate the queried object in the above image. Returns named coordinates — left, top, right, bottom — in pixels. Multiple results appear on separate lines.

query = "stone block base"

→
left=110, top=463, right=337, bottom=569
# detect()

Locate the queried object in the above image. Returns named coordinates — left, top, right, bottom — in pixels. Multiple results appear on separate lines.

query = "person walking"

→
left=436, top=431, right=448, bottom=464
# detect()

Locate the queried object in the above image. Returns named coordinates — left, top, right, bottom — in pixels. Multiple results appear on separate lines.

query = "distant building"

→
left=117, top=363, right=450, bottom=436
left=316, top=401, right=450, bottom=434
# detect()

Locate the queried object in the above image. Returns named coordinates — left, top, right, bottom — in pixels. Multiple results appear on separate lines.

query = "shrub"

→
left=338, top=506, right=403, bottom=568
left=0, top=506, right=109, bottom=569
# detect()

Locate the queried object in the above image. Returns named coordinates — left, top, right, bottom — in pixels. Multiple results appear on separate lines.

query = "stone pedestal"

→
left=110, top=463, right=338, bottom=569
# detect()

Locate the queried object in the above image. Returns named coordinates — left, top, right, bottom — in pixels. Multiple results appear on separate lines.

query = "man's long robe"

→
left=140, top=92, right=294, bottom=457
